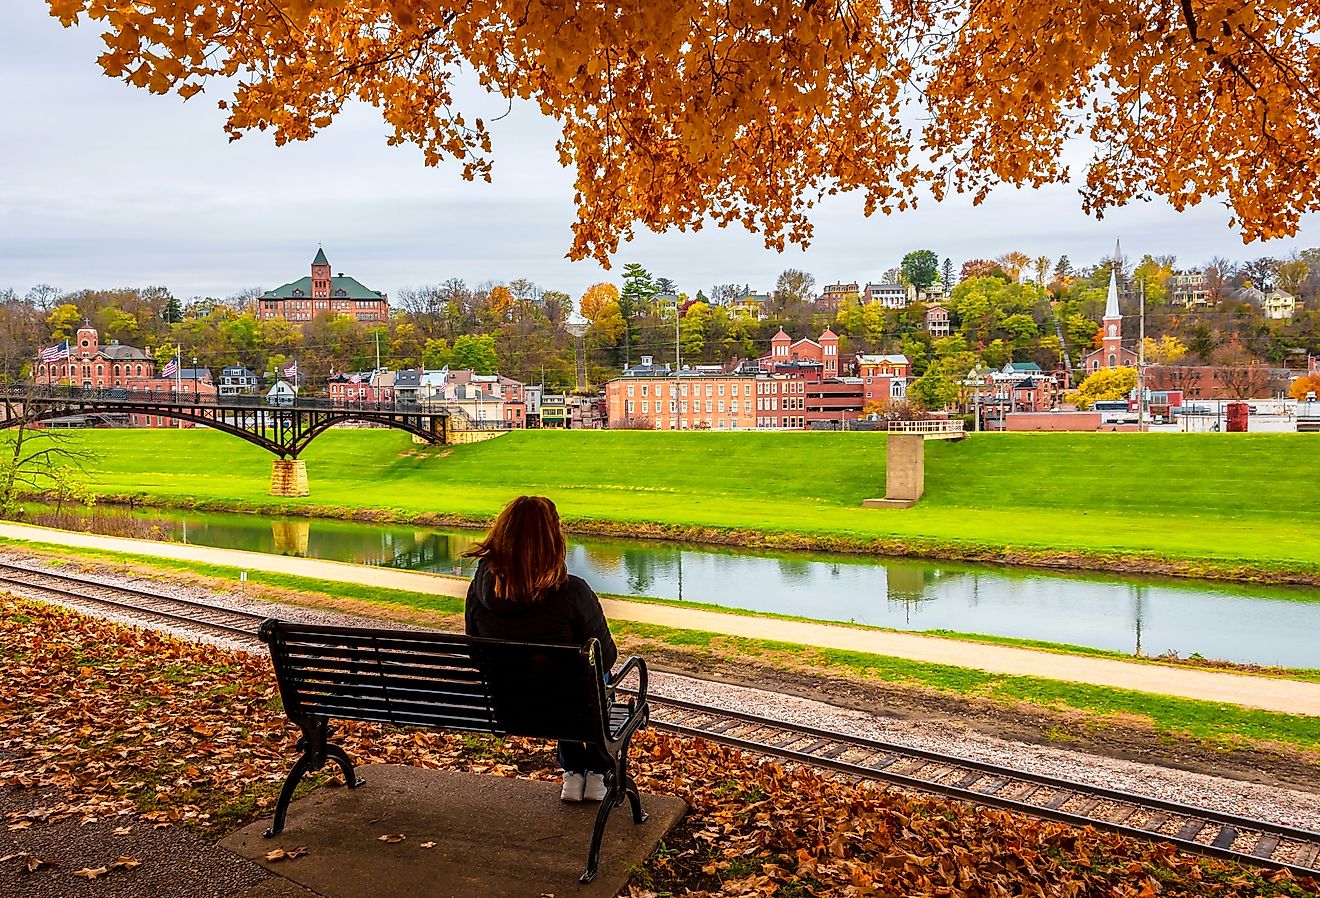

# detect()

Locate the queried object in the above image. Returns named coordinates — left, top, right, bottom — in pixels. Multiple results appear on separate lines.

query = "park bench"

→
left=258, top=618, right=651, bottom=884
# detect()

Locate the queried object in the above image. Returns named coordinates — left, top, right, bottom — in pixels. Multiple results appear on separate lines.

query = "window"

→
left=1108, top=354, right=1116, bottom=368
left=626, top=400, right=634, bottom=413
left=641, top=384, right=648, bottom=397
left=705, top=385, right=713, bottom=397
left=718, top=384, right=725, bottom=396
left=1108, top=324, right=1117, bottom=337
left=627, top=385, right=635, bottom=397
left=292, top=289, right=305, bottom=297
left=717, top=400, right=725, bottom=413
left=335, top=289, right=347, bottom=297
left=681, top=401, right=688, bottom=413
left=705, top=400, right=712, bottom=413
left=743, top=400, right=751, bottom=413
left=641, top=401, right=649, bottom=413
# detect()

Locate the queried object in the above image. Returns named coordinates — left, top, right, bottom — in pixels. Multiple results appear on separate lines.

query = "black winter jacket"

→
left=464, top=559, right=618, bottom=671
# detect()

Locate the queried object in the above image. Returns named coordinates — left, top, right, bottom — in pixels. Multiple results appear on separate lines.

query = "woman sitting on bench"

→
left=464, top=495, right=617, bottom=803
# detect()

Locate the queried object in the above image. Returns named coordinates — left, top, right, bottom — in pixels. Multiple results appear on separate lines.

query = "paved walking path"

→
left=1, top=521, right=1317, bottom=716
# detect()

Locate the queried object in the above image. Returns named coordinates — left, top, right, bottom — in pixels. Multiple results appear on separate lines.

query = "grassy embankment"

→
left=9, top=539, right=1320, bottom=757
left=50, top=428, right=1320, bottom=582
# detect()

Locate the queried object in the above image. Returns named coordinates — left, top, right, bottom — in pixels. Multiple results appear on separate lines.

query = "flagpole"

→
left=176, top=344, right=182, bottom=429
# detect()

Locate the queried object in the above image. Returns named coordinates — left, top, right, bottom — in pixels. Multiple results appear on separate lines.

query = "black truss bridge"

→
left=0, top=386, right=499, bottom=458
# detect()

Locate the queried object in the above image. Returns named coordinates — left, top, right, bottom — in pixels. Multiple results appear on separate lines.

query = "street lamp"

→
left=192, top=356, right=198, bottom=401
left=564, top=311, right=589, bottom=393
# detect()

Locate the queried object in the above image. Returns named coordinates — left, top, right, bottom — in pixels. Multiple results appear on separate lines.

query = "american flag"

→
left=284, top=359, right=298, bottom=379
left=39, top=342, right=69, bottom=363
left=161, top=356, right=179, bottom=378
left=347, top=373, right=362, bottom=384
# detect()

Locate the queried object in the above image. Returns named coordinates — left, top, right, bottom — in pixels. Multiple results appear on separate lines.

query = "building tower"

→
left=1101, top=242, right=1123, bottom=369
left=770, top=328, right=791, bottom=361
left=75, top=320, right=99, bottom=358
left=819, top=327, right=839, bottom=377
left=311, top=247, right=331, bottom=299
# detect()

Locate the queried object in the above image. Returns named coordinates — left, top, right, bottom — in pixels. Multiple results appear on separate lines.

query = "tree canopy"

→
left=47, top=1, right=1320, bottom=263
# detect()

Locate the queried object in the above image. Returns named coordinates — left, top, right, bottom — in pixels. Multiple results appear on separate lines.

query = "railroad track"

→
left=3, top=559, right=1317, bottom=880
left=646, top=694, right=1320, bottom=879
left=0, top=559, right=265, bottom=643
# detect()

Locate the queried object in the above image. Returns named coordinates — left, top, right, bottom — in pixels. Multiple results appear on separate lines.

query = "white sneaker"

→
left=583, top=773, right=608, bottom=802
left=560, top=772, right=585, bottom=802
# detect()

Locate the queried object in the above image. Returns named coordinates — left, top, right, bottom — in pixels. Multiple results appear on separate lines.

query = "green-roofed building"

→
left=258, top=248, right=389, bottom=325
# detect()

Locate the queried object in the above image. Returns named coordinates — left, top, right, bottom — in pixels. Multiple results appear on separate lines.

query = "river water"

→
left=22, top=504, right=1319, bottom=669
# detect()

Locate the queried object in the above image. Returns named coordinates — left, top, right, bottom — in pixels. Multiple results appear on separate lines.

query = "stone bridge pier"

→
left=271, top=459, right=310, bottom=497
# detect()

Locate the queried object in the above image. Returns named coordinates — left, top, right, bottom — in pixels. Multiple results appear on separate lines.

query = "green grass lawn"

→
left=40, top=428, right=1320, bottom=574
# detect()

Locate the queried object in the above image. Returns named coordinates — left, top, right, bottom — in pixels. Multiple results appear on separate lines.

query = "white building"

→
left=863, top=282, right=914, bottom=309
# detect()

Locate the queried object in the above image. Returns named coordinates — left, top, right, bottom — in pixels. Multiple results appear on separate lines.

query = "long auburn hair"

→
left=464, top=495, right=568, bottom=602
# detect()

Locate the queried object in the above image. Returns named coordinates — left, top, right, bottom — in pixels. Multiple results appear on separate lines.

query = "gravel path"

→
left=5, top=552, right=1318, bottom=836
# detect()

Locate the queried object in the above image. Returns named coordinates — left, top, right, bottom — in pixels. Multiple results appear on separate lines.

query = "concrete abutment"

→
left=862, top=432, right=925, bottom=509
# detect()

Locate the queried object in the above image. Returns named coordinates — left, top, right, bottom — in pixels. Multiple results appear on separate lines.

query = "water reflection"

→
left=24, top=504, right=1320, bottom=669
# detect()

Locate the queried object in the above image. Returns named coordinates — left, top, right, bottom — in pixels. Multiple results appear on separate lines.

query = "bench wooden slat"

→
left=287, top=668, right=488, bottom=694
left=293, top=684, right=493, bottom=714
left=282, top=644, right=484, bottom=671
left=300, top=700, right=496, bottom=730
left=292, top=685, right=495, bottom=715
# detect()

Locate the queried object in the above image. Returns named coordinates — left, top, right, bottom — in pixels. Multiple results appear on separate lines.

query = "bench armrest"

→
left=607, top=655, right=648, bottom=704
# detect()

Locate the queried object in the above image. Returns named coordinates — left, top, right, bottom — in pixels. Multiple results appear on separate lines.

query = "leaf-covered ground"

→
left=0, top=597, right=1315, bottom=897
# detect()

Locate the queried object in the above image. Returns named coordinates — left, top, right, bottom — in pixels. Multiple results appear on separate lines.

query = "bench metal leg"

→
left=264, top=720, right=362, bottom=838
left=264, top=752, right=315, bottom=838
left=326, top=744, right=366, bottom=789
left=624, top=774, right=647, bottom=825
left=580, top=779, right=619, bottom=884
left=580, top=746, right=649, bottom=883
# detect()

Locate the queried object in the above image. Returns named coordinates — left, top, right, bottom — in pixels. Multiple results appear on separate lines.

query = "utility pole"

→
left=1137, top=278, right=1146, bottom=432
left=374, top=330, right=381, bottom=372
left=673, top=295, right=681, bottom=372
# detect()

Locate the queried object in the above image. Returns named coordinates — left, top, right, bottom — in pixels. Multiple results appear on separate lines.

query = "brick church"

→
left=1082, top=263, right=1139, bottom=372
left=257, top=248, right=389, bottom=323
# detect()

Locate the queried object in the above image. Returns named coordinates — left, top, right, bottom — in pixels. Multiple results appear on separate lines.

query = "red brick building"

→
left=327, top=371, right=395, bottom=404
left=258, top=248, right=389, bottom=324
left=605, top=341, right=910, bottom=430
left=34, top=323, right=216, bottom=426
left=763, top=328, right=842, bottom=377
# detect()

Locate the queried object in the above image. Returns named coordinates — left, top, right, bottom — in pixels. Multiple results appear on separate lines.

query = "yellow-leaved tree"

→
left=1073, top=368, right=1138, bottom=409
left=578, top=283, right=620, bottom=322
left=46, top=1, right=1320, bottom=263
left=1142, top=335, right=1188, bottom=366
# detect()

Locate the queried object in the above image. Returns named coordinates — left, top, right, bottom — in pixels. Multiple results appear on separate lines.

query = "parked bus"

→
left=1092, top=399, right=1135, bottom=425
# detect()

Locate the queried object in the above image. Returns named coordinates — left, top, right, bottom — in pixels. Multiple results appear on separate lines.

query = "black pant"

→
left=557, top=741, right=611, bottom=775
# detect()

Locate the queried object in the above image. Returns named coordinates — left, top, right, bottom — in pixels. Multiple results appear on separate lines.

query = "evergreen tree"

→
left=618, top=263, right=655, bottom=366
left=941, top=258, right=955, bottom=290
left=162, top=294, right=184, bottom=325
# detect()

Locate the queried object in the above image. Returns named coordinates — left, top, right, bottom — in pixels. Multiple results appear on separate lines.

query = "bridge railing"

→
left=888, top=418, right=965, bottom=434
left=4, top=385, right=447, bottom=416
left=3, top=385, right=520, bottom=431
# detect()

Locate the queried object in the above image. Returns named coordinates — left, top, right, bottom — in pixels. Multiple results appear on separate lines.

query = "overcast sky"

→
left=2, top=5, right=1317, bottom=305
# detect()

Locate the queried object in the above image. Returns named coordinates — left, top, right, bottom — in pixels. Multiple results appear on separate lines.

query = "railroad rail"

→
left=2, top=559, right=1317, bottom=881
left=0, top=560, right=265, bottom=642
